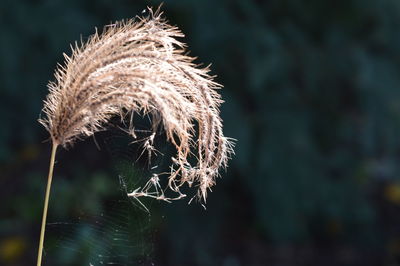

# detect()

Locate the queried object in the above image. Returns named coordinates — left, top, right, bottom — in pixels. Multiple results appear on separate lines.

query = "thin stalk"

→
left=37, top=142, right=58, bottom=266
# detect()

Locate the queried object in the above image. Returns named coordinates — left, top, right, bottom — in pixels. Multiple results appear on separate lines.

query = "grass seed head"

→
left=39, top=6, right=235, bottom=203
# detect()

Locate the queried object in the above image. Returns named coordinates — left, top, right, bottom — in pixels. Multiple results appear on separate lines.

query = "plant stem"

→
left=37, top=142, right=58, bottom=266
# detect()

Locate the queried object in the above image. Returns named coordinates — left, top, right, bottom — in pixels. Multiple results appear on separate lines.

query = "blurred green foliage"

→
left=3, top=0, right=400, bottom=265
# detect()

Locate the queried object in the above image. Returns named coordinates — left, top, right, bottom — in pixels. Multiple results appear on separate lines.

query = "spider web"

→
left=44, top=113, right=177, bottom=265
left=46, top=199, right=155, bottom=266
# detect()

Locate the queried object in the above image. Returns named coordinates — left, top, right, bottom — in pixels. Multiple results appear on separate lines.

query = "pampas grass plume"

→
left=36, top=6, right=234, bottom=266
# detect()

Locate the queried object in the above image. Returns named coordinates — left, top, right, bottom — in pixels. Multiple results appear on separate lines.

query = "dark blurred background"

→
left=2, top=0, right=400, bottom=265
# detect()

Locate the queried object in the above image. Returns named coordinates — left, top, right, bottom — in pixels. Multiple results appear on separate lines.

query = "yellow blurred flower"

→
left=384, top=184, right=400, bottom=205
left=0, top=237, right=25, bottom=263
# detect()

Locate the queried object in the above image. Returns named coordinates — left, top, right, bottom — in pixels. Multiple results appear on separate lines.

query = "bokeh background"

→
left=2, top=0, right=400, bottom=265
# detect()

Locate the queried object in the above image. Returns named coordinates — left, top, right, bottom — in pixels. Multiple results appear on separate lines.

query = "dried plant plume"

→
left=39, top=7, right=234, bottom=204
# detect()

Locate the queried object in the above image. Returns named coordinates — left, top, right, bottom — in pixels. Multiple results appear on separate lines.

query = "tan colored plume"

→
left=39, top=7, right=234, bottom=204
left=37, top=8, right=234, bottom=264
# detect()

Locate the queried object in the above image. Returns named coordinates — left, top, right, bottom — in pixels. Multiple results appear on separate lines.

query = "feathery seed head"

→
left=39, top=7, right=234, bottom=203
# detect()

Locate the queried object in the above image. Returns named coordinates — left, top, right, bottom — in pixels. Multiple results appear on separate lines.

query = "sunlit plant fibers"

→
left=37, top=6, right=234, bottom=266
